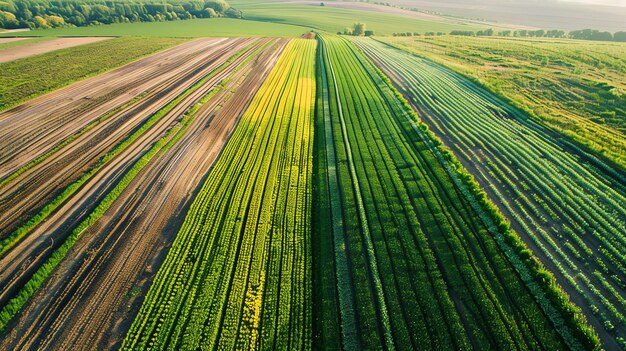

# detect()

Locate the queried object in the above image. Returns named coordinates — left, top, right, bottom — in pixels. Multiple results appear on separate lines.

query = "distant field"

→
left=0, top=37, right=112, bottom=63
left=0, top=37, right=50, bottom=51
left=379, top=35, right=626, bottom=171
left=233, top=2, right=483, bottom=35
left=378, top=0, right=626, bottom=32
left=0, top=18, right=309, bottom=38
left=0, top=37, right=184, bottom=111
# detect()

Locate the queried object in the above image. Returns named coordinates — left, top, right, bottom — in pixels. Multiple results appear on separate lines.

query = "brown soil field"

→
left=0, top=36, right=287, bottom=351
left=0, top=38, right=243, bottom=239
left=0, top=37, right=286, bottom=351
left=0, top=37, right=112, bottom=63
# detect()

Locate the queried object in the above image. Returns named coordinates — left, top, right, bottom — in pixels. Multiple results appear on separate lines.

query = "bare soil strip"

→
left=0, top=37, right=29, bottom=44
left=0, top=37, right=287, bottom=351
left=0, top=38, right=254, bottom=320
left=0, top=37, right=112, bottom=63
left=0, top=38, right=242, bottom=239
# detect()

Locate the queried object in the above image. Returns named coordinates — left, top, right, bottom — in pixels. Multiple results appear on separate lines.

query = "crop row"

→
left=314, top=34, right=586, bottom=350
left=121, top=38, right=316, bottom=351
left=354, top=37, right=618, bottom=349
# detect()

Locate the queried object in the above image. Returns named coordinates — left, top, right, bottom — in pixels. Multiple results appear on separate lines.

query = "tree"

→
left=203, top=8, right=217, bottom=18
left=614, top=32, right=626, bottom=42
left=45, top=15, right=65, bottom=27
left=352, top=22, right=365, bottom=36
left=0, top=10, right=18, bottom=28
left=32, top=15, right=48, bottom=28
left=224, top=7, right=241, bottom=18
left=343, top=27, right=352, bottom=35
left=205, top=0, right=229, bottom=13
left=364, top=30, right=374, bottom=36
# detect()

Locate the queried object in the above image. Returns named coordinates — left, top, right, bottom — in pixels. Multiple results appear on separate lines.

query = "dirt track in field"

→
left=0, top=37, right=287, bottom=351
left=0, top=38, right=247, bottom=239
left=0, top=37, right=29, bottom=44
left=0, top=37, right=112, bottom=63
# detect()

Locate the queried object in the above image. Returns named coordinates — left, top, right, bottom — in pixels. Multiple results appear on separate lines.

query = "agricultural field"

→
left=233, top=1, right=483, bottom=35
left=354, top=36, right=626, bottom=350
left=0, top=37, right=185, bottom=110
left=0, top=37, right=290, bottom=349
left=0, top=37, right=112, bottom=63
left=313, top=34, right=597, bottom=350
left=122, top=38, right=315, bottom=350
left=0, top=0, right=624, bottom=350
left=378, top=35, right=626, bottom=171
left=0, top=37, right=48, bottom=50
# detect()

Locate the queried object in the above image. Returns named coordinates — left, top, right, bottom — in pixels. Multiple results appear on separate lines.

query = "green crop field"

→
left=0, top=18, right=309, bottom=38
left=354, top=36, right=626, bottom=350
left=0, top=37, right=184, bottom=111
left=313, top=34, right=597, bottom=350
left=378, top=35, right=626, bottom=171
left=1, top=0, right=625, bottom=350
left=234, top=2, right=482, bottom=35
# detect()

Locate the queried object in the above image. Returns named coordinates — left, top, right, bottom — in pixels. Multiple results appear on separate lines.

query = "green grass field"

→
left=0, top=18, right=309, bottom=38
left=379, top=35, right=626, bottom=171
left=236, top=3, right=482, bottom=35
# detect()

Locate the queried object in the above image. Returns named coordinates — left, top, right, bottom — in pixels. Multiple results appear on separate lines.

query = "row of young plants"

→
left=121, top=38, right=316, bottom=351
left=0, top=40, right=262, bottom=332
left=353, top=37, right=612, bottom=349
left=314, top=34, right=581, bottom=350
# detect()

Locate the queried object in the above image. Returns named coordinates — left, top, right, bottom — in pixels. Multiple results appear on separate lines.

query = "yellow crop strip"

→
left=122, top=38, right=316, bottom=351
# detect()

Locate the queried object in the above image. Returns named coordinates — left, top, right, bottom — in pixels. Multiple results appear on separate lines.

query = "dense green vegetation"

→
left=0, top=37, right=183, bottom=111
left=0, top=0, right=239, bottom=29
left=356, top=36, right=624, bottom=349
left=379, top=35, right=626, bottom=172
left=314, top=33, right=598, bottom=350
left=122, top=39, right=316, bottom=350
left=0, top=17, right=308, bottom=37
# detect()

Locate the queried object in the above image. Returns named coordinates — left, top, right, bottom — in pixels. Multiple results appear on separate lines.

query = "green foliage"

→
left=0, top=0, right=239, bottom=29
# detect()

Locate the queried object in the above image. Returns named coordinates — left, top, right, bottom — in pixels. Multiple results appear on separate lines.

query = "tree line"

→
left=0, top=0, right=241, bottom=29
left=449, top=28, right=626, bottom=42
